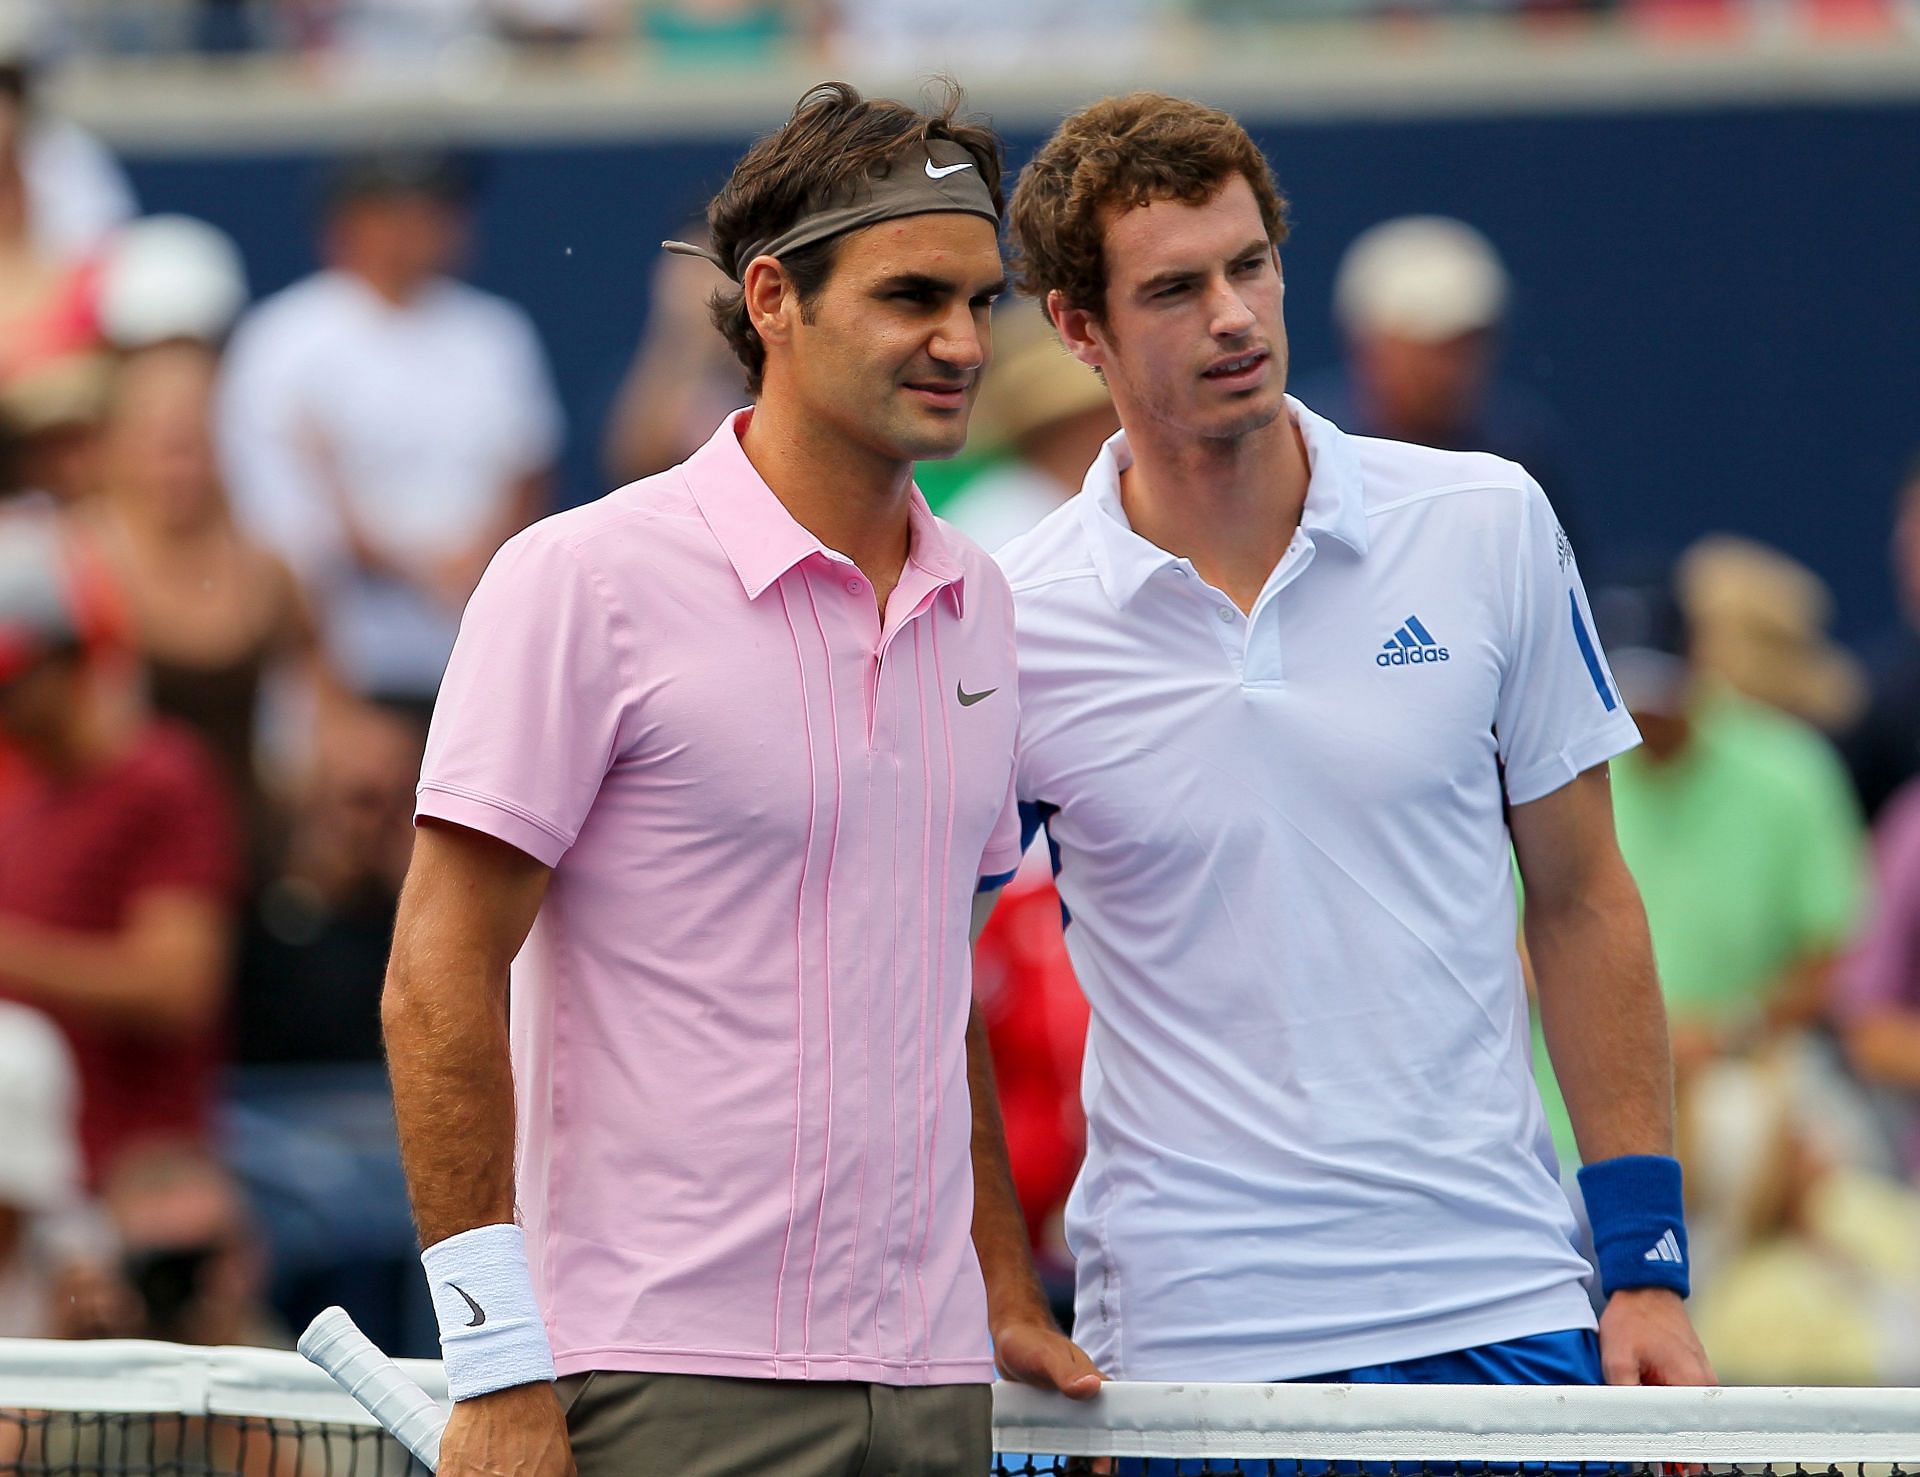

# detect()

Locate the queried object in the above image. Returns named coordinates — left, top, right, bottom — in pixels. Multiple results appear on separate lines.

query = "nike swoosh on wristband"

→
left=925, top=160, right=975, bottom=180
left=450, top=1284, right=487, bottom=1328
left=957, top=683, right=997, bottom=706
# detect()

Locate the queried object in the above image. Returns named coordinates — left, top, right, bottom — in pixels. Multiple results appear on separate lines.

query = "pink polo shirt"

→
left=417, top=411, right=1022, bottom=1385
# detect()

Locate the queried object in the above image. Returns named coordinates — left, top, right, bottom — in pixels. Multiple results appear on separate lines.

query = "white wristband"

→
left=421, top=1222, right=557, bottom=1401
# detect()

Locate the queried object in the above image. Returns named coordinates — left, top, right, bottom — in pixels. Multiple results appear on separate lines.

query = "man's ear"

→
left=743, top=256, right=796, bottom=355
left=1048, top=289, right=1106, bottom=375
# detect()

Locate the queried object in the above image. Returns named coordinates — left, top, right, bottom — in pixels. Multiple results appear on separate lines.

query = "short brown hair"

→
left=1010, top=93, right=1288, bottom=319
left=706, top=80, right=1004, bottom=396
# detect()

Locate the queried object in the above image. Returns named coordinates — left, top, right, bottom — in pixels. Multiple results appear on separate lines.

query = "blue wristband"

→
left=1575, top=1153, right=1690, bottom=1299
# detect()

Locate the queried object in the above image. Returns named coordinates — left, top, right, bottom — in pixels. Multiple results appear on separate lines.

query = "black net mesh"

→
left=0, top=1411, right=424, bottom=1477
left=3, top=1414, right=1917, bottom=1477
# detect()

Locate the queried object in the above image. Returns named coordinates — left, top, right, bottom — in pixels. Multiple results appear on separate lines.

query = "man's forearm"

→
left=965, top=1005, right=1056, bottom=1334
left=382, top=936, right=520, bottom=1248
left=1528, top=862, right=1675, bottom=1165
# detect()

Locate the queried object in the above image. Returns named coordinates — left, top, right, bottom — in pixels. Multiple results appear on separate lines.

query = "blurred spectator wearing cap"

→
left=1530, top=572, right=1867, bottom=1164
left=84, top=219, right=336, bottom=849
left=218, top=145, right=563, bottom=717
left=0, top=0, right=137, bottom=264
left=1840, top=454, right=1920, bottom=822
left=941, top=303, right=1116, bottom=552
left=0, top=516, right=241, bottom=1188
left=1679, top=535, right=1865, bottom=737
left=1299, top=216, right=1578, bottom=543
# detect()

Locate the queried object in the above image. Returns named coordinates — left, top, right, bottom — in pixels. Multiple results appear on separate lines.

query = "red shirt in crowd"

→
left=974, top=876, right=1090, bottom=1252
left=0, top=722, right=237, bottom=1183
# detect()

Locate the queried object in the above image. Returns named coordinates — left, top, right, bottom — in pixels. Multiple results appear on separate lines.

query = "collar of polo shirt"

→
left=681, top=408, right=969, bottom=613
left=1076, top=396, right=1371, bottom=609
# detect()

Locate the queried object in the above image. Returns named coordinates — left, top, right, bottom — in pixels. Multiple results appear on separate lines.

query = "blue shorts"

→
left=1106, top=1329, right=1603, bottom=1477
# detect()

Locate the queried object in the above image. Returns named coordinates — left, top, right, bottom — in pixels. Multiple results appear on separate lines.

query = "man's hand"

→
left=1598, top=1288, right=1716, bottom=1386
left=994, top=1315, right=1105, bottom=1399
left=436, top=1383, right=576, bottom=1477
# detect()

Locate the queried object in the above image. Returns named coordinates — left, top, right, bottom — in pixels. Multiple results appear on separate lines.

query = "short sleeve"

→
left=1496, top=478, right=1642, bottom=805
left=978, top=762, right=1022, bottom=890
left=417, top=530, right=639, bottom=867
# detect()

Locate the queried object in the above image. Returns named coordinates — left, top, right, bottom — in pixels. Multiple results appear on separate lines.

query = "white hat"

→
left=0, top=0, right=51, bottom=68
left=0, top=1003, right=81, bottom=1213
left=97, top=215, right=250, bottom=350
left=1334, top=215, right=1510, bottom=343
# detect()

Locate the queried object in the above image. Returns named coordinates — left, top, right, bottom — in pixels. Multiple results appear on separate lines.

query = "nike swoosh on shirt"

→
left=925, top=160, right=975, bottom=180
left=956, top=683, right=998, bottom=706
left=451, top=1284, right=487, bottom=1328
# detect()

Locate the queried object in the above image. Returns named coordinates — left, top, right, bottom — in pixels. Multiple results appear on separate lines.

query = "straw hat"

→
left=1678, top=535, right=1865, bottom=732
left=973, top=305, right=1112, bottom=449
left=0, top=351, right=112, bottom=439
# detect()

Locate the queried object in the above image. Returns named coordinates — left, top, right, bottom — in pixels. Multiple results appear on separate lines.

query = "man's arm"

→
left=381, top=819, right=573, bottom=1477
left=0, top=893, right=227, bottom=1033
left=1511, top=764, right=1714, bottom=1386
left=967, top=887, right=1103, bottom=1398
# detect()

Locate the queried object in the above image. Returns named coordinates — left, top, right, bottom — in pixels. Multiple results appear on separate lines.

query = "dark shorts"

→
left=557, top=1370, right=992, bottom=1477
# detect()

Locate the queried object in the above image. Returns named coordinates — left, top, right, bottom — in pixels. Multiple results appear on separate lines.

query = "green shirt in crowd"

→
left=1530, top=687, right=1868, bottom=1166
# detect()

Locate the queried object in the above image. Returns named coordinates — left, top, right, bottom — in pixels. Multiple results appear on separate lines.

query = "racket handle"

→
left=299, top=1306, right=449, bottom=1471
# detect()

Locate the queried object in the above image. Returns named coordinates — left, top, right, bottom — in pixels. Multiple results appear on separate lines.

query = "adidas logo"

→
left=1642, top=1229, right=1683, bottom=1265
left=1376, top=615, right=1450, bottom=668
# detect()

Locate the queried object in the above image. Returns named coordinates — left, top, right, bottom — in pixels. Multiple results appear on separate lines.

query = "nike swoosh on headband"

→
left=925, top=159, right=975, bottom=179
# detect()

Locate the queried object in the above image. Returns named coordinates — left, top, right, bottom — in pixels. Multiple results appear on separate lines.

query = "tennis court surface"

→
left=4, top=1338, right=1919, bottom=1476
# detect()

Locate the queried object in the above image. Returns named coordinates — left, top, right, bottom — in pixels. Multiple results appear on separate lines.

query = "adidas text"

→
left=1377, top=646, right=1450, bottom=667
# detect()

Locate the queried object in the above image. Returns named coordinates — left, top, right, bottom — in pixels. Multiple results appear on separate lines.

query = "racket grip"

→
left=299, top=1306, right=449, bottom=1471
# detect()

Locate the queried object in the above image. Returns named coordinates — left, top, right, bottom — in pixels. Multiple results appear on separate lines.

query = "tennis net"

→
left=4, top=1337, right=1920, bottom=1476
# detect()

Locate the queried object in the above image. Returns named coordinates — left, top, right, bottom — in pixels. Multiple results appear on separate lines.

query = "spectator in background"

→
left=219, top=145, right=562, bottom=719
left=1835, top=776, right=1920, bottom=1184
left=825, top=0, right=1158, bottom=67
left=86, top=341, right=326, bottom=848
left=1300, top=215, right=1576, bottom=539
left=940, top=303, right=1115, bottom=552
left=1842, top=455, right=1920, bottom=821
left=1679, top=535, right=1865, bottom=737
left=0, top=352, right=108, bottom=508
left=224, top=702, right=428, bottom=1353
left=0, top=1001, right=132, bottom=1341
left=601, top=224, right=741, bottom=484
left=0, top=516, right=239, bottom=1189
left=1530, top=575, right=1868, bottom=1166
left=0, top=3, right=137, bottom=264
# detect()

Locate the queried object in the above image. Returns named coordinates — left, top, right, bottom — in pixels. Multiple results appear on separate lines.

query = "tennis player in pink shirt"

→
left=380, top=83, right=1101, bottom=1477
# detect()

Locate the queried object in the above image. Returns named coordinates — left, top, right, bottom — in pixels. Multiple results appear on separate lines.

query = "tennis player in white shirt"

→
left=984, top=91, right=1715, bottom=1392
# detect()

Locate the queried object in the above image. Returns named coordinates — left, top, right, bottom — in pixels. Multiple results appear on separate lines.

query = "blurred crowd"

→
left=23, top=0, right=1916, bottom=73
left=4, top=16, right=1920, bottom=1394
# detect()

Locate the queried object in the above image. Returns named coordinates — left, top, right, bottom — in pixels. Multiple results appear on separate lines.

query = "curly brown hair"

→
left=705, top=80, right=1004, bottom=396
left=1009, top=93, right=1289, bottom=321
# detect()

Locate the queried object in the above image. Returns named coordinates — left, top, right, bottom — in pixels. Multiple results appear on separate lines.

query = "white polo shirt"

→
left=996, top=397, right=1639, bottom=1382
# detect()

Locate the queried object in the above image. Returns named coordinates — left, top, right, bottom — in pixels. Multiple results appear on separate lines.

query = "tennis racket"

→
left=298, top=1305, right=449, bottom=1471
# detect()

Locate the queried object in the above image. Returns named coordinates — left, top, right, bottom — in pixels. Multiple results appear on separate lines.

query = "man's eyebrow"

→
left=873, top=272, right=1010, bottom=298
left=1135, top=241, right=1273, bottom=295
